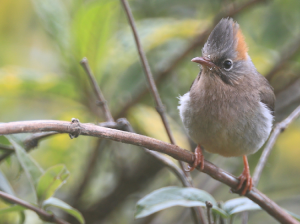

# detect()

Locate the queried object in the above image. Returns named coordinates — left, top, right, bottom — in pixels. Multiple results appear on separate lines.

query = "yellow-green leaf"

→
left=37, top=164, right=69, bottom=204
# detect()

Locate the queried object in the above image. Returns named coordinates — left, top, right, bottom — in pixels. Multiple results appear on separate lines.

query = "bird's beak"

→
left=191, top=57, right=215, bottom=67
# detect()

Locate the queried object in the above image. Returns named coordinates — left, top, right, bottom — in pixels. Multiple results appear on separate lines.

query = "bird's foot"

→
left=186, top=144, right=204, bottom=172
left=233, top=156, right=253, bottom=195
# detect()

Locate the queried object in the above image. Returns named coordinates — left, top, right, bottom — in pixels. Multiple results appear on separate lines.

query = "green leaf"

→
left=37, top=164, right=69, bottom=203
left=0, top=169, right=15, bottom=195
left=223, top=198, right=261, bottom=215
left=42, top=197, right=85, bottom=224
left=71, top=0, right=118, bottom=65
left=0, top=205, right=26, bottom=224
left=31, top=0, right=70, bottom=50
left=0, top=205, right=26, bottom=215
left=5, top=135, right=43, bottom=186
left=135, top=186, right=227, bottom=219
left=5, top=135, right=43, bottom=204
left=19, top=211, right=26, bottom=224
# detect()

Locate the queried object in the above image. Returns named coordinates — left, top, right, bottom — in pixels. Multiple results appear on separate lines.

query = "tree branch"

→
left=110, top=118, right=192, bottom=187
left=205, top=201, right=213, bottom=224
left=117, top=2, right=204, bottom=220
left=252, top=105, right=300, bottom=186
left=120, top=0, right=176, bottom=146
left=0, top=132, right=57, bottom=162
left=0, top=144, right=14, bottom=151
left=71, top=58, right=113, bottom=208
left=80, top=57, right=190, bottom=194
left=0, top=191, right=69, bottom=224
left=78, top=57, right=200, bottom=222
left=0, top=120, right=298, bottom=224
left=115, top=0, right=268, bottom=118
left=80, top=57, right=114, bottom=122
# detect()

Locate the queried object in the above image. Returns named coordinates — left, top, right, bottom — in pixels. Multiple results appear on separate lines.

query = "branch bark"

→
left=252, top=105, right=300, bottom=186
left=120, top=0, right=176, bottom=145
left=80, top=58, right=114, bottom=122
left=0, top=144, right=14, bottom=151
left=0, top=132, right=57, bottom=162
left=0, top=191, right=69, bottom=224
left=115, top=2, right=203, bottom=220
left=111, top=118, right=192, bottom=187
left=0, top=120, right=298, bottom=224
left=78, top=57, right=199, bottom=222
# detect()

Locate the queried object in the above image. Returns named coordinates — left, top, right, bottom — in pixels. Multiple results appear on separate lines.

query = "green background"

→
left=0, top=0, right=300, bottom=223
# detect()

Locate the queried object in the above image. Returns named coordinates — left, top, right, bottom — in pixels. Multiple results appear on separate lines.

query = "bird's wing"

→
left=258, top=76, right=275, bottom=114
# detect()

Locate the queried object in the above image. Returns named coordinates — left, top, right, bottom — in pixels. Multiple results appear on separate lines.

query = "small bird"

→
left=178, top=18, right=275, bottom=195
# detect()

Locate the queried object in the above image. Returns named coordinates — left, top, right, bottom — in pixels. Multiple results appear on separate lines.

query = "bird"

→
left=178, top=18, right=275, bottom=195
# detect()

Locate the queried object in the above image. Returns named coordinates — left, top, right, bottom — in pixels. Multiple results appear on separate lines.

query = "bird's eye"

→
left=223, top=59, right=233, bottom=70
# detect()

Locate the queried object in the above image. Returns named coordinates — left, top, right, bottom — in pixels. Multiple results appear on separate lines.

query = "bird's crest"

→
left=235, top=27, right=248, bottom=60
left=203, top=18, right=248, bottom=61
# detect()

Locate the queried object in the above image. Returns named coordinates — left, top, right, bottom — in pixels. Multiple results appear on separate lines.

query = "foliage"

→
left=0, top=0, right=300, bottom=223
left=0, top=135, right=83, bottom=223
left=135, top=186, right=300, bottom=222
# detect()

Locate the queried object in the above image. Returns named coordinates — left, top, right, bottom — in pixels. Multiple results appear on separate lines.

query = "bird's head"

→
left=192, top=18, right=254, bottom=85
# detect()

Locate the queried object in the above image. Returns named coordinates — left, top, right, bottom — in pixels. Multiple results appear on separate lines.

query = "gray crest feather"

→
left=202, top=18, right=239, bottom=59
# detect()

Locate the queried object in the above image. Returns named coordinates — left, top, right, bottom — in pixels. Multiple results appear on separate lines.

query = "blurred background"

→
left=0, top=0, right=300, bottom=223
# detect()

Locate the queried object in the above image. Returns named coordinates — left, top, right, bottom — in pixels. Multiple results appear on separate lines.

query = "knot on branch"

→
left=155, top=105, right=166, bottom=115
left=280, top=126, right=286, bottom=133
left=116, top=118, right=134, bottom=132
left=205, top=201, right=213, bottom=208
left=69, top=118, right=81, bottom=139
left=277, top=123, right=286, bottom=133
left=96, top=100, right=107, bottom=107
left=24, top=139, right=38, bottom=150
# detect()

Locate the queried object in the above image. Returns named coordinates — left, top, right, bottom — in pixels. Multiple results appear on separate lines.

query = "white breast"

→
left=178, top=92, right=273, bottom=157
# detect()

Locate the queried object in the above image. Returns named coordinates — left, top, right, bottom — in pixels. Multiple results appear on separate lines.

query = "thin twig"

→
left=242, top=212, right=249, bottom=224
left=116, top=0, right=267, bottom=118
left=205, top=201, right=213, bottom=224
left=0, top=132, right=57, bottom=162
left=80, top=57, right=114, bottom=122
left=120, top=1, right=204, bottom=222
left=120, top=0, right=193, bottom=189
left=116, top=119, right=204, bottom=222
left=80, top=58, right=200, bottom=221
left=252, top=105, right=300, bottom=186
left=0, top=120, right=299, bottom=224
left=0, top=144, right=14, bottom=151
left=120, top=0, right=176, bottom=145
left=0, top=191, right=69, bottom=224
left=81, top=58, right=191, bottom=188
left=113, top=118, right=191, bottom=187
left=73, top=58, right=112, bottom=208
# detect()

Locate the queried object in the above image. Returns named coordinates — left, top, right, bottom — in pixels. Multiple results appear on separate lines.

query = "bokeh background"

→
left=1, top=0, right=300, bottom=223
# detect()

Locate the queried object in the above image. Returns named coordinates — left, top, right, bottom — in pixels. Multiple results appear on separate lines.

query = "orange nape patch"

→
left=235, top=28, right=248, bottom=60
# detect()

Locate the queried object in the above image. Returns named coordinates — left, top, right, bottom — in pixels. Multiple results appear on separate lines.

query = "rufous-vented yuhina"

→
left=178, top=18, right=275, bottom=195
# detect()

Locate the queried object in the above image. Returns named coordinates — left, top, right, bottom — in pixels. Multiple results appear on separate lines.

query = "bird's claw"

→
left=186, top=145, right=204, bottom=172
left=234, top=168, right=253, bottom=195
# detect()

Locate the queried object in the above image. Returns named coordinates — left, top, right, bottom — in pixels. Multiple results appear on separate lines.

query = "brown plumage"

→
left=178, top=18, right=275, bottom=195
